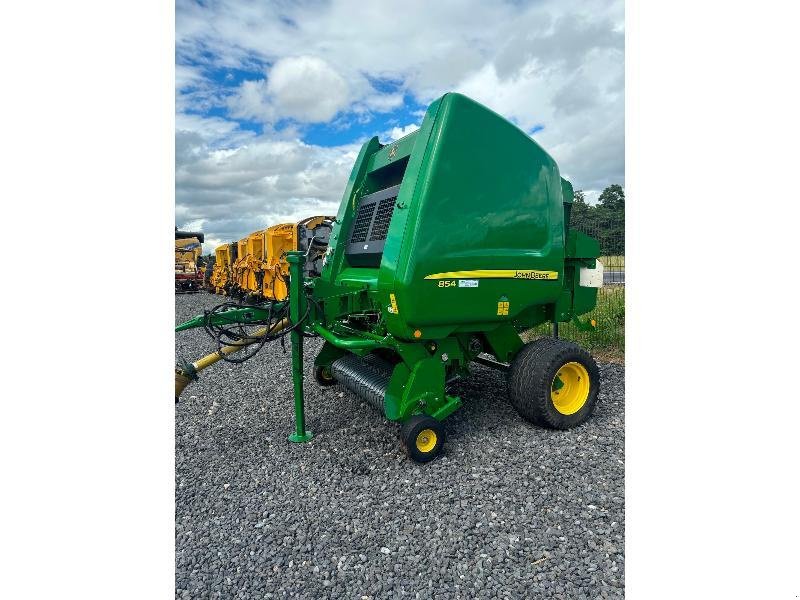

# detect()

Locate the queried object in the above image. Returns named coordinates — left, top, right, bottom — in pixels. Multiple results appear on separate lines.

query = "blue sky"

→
left=181, top=62, right=540, bottom=147
left=175, top=0, right=624, bottom=253
left=179, top=63, right=416, bottom=147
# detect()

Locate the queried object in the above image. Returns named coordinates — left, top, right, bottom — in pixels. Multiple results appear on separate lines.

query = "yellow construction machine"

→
left=175, top=229, right=204, bottom=293
left=240, top=229, right=270, bottom=302
left=228, top=237, right=249, bottom=297
left=224, top=216, right=333, bottom=302
left=258, top=223, right=295, bottom=301
left=209, top=243, right=237, bottom=295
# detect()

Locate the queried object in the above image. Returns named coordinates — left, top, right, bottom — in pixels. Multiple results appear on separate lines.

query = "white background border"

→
left=1, top=1, right=175, bottom=596
left=1, top=1, right=799, bottom=597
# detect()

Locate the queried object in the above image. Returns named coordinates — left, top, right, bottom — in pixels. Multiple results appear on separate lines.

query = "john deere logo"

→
left=388, top=145, right=398, bottom=159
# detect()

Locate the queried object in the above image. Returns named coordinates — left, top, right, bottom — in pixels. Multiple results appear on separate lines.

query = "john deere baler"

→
left=176, top=93, right=604, bottom=462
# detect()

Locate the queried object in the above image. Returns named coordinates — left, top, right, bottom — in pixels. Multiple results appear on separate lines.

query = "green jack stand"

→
left=286, top=251, right=313, bottom=443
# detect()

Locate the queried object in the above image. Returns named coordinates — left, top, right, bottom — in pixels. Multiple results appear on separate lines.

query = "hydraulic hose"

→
left=175, top=317, right=289, bottom=400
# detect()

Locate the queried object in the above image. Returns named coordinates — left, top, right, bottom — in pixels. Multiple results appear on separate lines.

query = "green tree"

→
left=598, top=184, right=625, bottom=213
left=569, top=190, right=593, bottom=232
left=596, top=184, right=625, bottom=254
left=567, top=185, right=625, bottom=255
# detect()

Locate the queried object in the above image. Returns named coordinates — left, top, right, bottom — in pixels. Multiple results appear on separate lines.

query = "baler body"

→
left=310, top=93, right=600, bottom=424
left=315, top=93, right=597, bottom=344
left=176, top=93, right=603, bottom=461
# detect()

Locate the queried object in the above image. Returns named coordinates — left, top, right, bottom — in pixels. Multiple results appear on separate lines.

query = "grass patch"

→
left=523, top=286, right=625, bottom=363
left=600, top=255, right=625, bottom=271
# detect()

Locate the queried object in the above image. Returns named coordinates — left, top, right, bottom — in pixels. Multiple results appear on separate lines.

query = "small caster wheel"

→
left=400, top=415, right=445, bottom=463
left=314, top=365, right=337, bottom=387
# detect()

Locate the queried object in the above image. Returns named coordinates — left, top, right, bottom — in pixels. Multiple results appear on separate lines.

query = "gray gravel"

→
left=176, top=293, right=624, bottom=599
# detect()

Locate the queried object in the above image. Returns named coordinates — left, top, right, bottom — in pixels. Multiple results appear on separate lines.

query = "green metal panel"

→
left=317, top=93, right=576, bottom=340
left=366, top=130, right=418, bottom=173
left=317, top=136, right=383, bottom=291
left=387, top=94, right=566, bottom=338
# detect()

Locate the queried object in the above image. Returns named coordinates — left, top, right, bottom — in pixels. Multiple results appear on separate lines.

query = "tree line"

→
left=569, top=184, right=625, bottom=255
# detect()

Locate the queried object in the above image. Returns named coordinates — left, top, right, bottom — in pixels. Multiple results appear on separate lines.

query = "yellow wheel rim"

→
left=415, top=429, right=438, bottom=453
left=551, top=362, right=591, bottom=415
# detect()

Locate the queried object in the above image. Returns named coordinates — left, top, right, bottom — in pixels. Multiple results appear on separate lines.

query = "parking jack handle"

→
left=286, top=251, right=313, bottom=443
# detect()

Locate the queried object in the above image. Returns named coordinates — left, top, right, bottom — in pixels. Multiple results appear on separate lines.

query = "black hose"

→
left=200, top=297, right=311, bottom=364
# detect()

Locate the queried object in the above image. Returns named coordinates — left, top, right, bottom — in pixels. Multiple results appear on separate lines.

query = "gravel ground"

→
left=176, top=293, right=625, bottom=599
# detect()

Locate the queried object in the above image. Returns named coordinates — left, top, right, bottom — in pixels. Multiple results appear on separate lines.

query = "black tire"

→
left=507, top=337, right=600, bottom=429
left=400, top=415, right=445, bottom=463
left=314, top=364, right=337, bottom=387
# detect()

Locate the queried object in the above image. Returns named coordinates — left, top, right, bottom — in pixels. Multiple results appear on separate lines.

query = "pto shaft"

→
left=174, top=317, right=289, bottom=399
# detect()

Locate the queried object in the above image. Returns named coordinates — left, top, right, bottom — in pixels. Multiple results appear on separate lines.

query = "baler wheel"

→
left=400, top=415, right=445, bottom=463
left=314, top=365, right=337, bottom=387
left=507, top=338, right=600, bottom=429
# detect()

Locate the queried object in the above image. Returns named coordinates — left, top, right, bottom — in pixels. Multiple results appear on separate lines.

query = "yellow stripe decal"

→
left=424, top=269, right=558, bottom=281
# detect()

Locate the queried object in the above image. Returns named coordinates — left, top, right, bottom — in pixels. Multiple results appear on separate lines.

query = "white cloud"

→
left=266, top=56, right=350, bottom=122
left=201, top=236, right=226, bottom=256
left=583, top=190, right=601, bottom=205
left=180, top=218, right=207, bottom=232
left=226, top=79, right=273, bottom=122
left=386, top=123, right=420, bottom=142
left=176, top=112, right=256, bottom=143
left=226, top=56, right=355, bottom=125
left=176, top=123, right=359, bottom=245
left=175, top=64, right=205, bottom=91
left=358, top=92, right=405, bottom=114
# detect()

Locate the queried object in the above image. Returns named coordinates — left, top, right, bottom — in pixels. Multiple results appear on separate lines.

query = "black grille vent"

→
left=350, top=202, right=376, bottom=243
left=369, top=197, right=396, bottom=241
left=345, top=184, right=401, bottom=267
